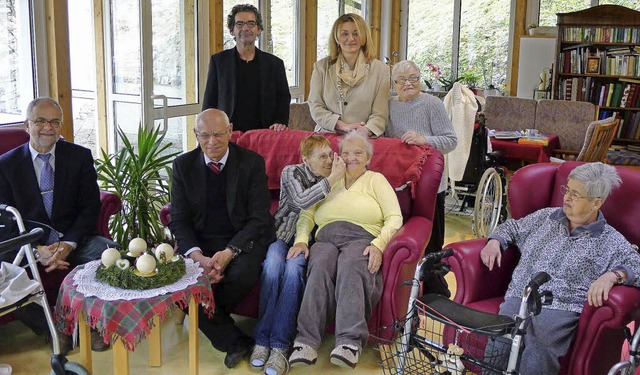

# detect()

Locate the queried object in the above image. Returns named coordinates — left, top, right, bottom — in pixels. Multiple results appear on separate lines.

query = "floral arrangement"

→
left=95, top=238, right=185, bottom=290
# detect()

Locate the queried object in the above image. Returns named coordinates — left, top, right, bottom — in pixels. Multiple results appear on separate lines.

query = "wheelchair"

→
left=448, top=113, right=508, bottom=238
left=0, top=205, right=88, bottom=375
left=608, top=323, right=640, bottom=375
left=374, top=249, right=553, bottom=374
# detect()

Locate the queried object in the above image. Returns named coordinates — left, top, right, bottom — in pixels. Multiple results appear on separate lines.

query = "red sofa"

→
left=446, top=161, right=640, bottom=375
left=0, top=127, right=122, bottom=322
left=160, top=129, right=445, bottom=338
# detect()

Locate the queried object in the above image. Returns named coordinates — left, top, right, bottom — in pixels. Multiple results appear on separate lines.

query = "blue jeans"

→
left=253, top=239, right=307, bottom=350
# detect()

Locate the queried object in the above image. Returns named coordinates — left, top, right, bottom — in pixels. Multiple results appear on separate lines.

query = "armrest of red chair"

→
left=98, top=191, right=122, bottom=240
left=160, top=203, right=171, bottom=227
left=374, top=216, right=431, bottom=338
left=447, top=239, right=520, bottom=305
left=567, top=286, right=640, bottom=375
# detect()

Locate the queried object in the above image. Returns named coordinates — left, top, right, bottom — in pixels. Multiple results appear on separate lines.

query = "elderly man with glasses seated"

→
left=169, top=108, right=275, bottom=369
left=202, top=3, right=291, bottom=132
left=480, top=162, right=640, bottom=375
left=0, top=97, right=117, bottom=354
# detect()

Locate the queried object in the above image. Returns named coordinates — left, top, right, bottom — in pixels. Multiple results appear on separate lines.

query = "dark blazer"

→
left=202, top=48, right=291, bottom=127
left=0, top=140, right=100, bottom=245
left=169, top=142, right=275, bottom=255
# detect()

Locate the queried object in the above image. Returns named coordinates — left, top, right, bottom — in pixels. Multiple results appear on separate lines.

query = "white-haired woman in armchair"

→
left=481, top=162, right=640, bottom=375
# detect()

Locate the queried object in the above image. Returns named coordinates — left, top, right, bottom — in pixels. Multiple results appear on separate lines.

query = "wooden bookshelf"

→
left=552, top=5, right=640, bottom=143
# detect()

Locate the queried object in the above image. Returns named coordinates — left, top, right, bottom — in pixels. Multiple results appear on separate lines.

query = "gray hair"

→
left=226, top=4, right=264, bottom=33
left=25, top=97, right=63, bottom=121
left=391, top=60, right=421, bottom=83
left=339, top=131, right=374, bottom=159
left=568, top=162, right=621, bottom=200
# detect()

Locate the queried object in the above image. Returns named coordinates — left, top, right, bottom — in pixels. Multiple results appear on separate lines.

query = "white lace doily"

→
left=73, top=258, right=203, bottom=301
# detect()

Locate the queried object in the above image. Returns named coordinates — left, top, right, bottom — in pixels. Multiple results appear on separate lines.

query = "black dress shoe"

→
left=91, top=329, right=110, bottom=352
left=224, top=335, right=254, bottom=369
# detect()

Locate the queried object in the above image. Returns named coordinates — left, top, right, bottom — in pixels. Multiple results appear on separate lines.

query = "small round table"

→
left=54, top=262, right=214, bottom=375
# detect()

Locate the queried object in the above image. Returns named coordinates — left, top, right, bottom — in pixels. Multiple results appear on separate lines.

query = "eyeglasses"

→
left=311, top=152, right=333, bottom=162
left=394, top=75, right=421, bottom=84
left=560, top=185, right=595, bottom=201
left=235, top=20, right=257, bottom=29
left=195, top=129, right=229, bottom=140
left=29, top=118, right=62, bottom=128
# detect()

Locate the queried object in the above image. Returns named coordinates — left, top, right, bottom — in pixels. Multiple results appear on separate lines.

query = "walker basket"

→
left=373, top=294, right=517, bottom=375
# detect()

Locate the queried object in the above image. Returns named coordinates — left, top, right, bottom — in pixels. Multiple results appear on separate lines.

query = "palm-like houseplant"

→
left=95, top=125, right=180, bottom=249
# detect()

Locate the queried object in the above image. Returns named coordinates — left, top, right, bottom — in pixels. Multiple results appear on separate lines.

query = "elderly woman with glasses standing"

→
left=308, top=13, right=390, bottom=138
left=386, top=60, right=457, bottom=255
left=480, top=162, right=640, bottom=375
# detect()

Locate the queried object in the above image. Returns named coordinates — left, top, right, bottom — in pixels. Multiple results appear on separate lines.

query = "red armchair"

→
left=446, top=161, right=640, bottom=375
left=0, top=126, right=122, bottom=322
left=160, top=129, right=444, bottom=338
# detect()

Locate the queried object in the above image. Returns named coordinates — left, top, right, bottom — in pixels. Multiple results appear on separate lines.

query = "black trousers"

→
left=196, top=237, right=266, bottom=352
left=425, top=191, right=446, bottom=254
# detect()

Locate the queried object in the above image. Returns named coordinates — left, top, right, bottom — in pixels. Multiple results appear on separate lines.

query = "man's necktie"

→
left=208, top=161, right=223, bottom=174
left=37, top=153, right=57, bottom=243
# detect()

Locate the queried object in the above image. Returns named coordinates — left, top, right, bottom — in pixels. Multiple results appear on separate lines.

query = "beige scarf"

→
left=335, top=52, right=368, bottom=94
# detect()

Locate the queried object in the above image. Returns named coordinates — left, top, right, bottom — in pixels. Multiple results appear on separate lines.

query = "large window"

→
left=406, top=0, right=509, bottom=90
left=68, top=0, right=98, bottom=154
left=0, top=0, right=35, bottom=124
left=539, top=0, right=639, bottom=27
left=406, top=0, right=454, bottom=87
left=459, top=0, right=509, bottom=90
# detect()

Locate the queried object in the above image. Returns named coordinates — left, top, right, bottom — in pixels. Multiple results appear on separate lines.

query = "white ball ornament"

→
left=128, top=237, right=147, bottom=257
left=101, top=248, right=121, bottom=268
left=154, top=243, right=174, bottom=263
left=136, top=253, right=157, bottom=275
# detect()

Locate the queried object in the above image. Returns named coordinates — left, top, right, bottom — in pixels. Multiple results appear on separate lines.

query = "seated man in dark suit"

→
left=169, top=108, right=275, bottom=368
left=202, top=3, right=291, bottom=132
left=0, top=97, right=116, bottom=353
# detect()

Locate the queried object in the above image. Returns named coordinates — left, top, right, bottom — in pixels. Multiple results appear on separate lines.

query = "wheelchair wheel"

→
left=473, top=167, right=503, bottom=238
left=49, top=361, right=89, bottom=375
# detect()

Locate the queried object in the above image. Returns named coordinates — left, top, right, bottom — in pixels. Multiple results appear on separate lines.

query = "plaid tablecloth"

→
left=54, top=265, right=214, bottom=351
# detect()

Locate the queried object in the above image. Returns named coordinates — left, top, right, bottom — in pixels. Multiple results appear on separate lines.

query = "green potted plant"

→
left=527, top=23, right=538, bottom=35
left=95, top=124, right=180, bottom=249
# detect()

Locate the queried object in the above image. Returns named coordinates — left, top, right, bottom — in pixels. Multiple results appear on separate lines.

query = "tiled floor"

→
left=0, top=212, right=475, bottom=375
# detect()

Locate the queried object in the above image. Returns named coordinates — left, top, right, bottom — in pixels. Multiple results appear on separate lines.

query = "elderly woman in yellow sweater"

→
left=287, top=132, right=402, bottom=369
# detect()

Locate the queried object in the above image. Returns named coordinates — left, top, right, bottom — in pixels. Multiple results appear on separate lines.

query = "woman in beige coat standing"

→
left=308, top=13, right=390, bottom=137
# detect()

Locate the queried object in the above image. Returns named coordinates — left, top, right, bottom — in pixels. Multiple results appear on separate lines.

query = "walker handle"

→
left=425, top=248, right=454, bottom=263
left=0, top=228, right=44, bottom=255
left=527, top=271, right=551, bottom=290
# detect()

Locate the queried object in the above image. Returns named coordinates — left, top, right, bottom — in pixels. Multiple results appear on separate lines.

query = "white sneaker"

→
left=250, top=345, right=270, bottom=371
left=288, top=342, right=317, bottom=367
left=330, top=344, right=361, bottom=368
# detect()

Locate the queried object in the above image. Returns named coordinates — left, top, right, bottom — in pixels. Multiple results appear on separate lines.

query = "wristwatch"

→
left=228, top=245, right=242, bottom=259
left=612, top=270, right=625, bottom=285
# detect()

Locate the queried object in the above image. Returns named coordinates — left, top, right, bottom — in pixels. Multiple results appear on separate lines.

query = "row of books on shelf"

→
left=562, top=27, right=640, bottom=43
left=559, top=78, right=640, bottom=108
left=598, top=110, right=640, bottom=140
left=560, top=46, right=640, bottom=76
